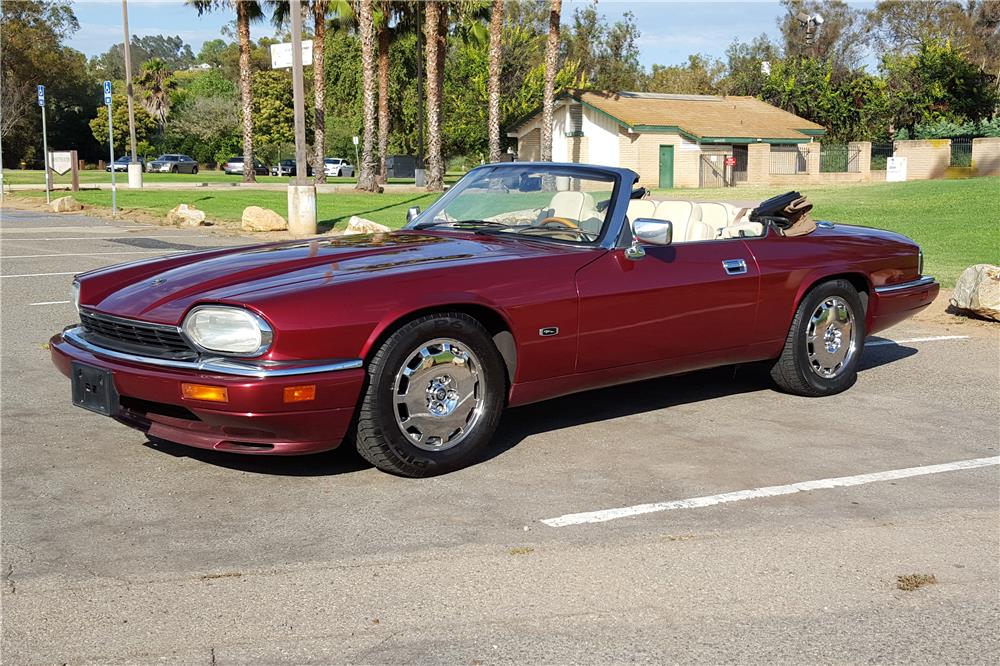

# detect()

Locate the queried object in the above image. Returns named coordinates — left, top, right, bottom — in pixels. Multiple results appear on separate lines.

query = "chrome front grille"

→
left=79, top=310, right=195, bottom=358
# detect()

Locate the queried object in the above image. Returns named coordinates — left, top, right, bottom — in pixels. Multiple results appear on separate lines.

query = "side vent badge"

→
left=539, top=327, right=559, bottom=337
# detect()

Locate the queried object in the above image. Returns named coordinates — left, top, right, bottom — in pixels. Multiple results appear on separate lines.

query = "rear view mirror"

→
left=406, top=206, right=421, bottom=224
left=632, top=218, right=673, bottom=246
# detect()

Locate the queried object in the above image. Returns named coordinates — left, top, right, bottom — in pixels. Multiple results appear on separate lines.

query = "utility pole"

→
left=121, top=0, right=142, bottom=188
left=104, top=80, right=117, bottom=216
left=286, top=0, right=317, bottom=235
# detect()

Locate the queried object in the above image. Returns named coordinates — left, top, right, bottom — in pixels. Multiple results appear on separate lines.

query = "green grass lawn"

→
left=1, top=168, right=462, bottom=186
left=654, top=178, right=1000, bottom=287
left=8, top=177, right=996, bottom=287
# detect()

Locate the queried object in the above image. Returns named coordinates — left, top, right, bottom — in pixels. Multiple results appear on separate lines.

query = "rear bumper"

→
left=870, top=276, right=940, bottom=335
left=50, top=331, right=366, bottom=455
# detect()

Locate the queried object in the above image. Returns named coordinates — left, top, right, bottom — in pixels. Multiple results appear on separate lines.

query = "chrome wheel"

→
left=805, top=296, right=856, bottom=379
left=392, top=338, right=485, bottom=452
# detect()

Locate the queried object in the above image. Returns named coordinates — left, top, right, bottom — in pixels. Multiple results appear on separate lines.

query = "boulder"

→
left=166, top=203, right=207, bottom=227
left=50, top=196, right=83, bottom=213
left=950, top=264, right=1000, bottom=321
left=342, top=215, right=391, bottom=235
left=241, top=206, right=288, bottom=232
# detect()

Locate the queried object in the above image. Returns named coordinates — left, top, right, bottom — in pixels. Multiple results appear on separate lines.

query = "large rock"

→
left=950, top=264, right=1000, bottom=321
left=241, top=206, right=288, bottom=232
left=342, top=215, right=391, bottom=235
left=166, top=203, right=207, bottom=227
left=50, top=196, right=83, bottom=213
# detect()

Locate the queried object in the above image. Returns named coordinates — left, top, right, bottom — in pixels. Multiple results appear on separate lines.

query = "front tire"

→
left=354, top=313, right=506, bottom=477
left=192, top=166, right=199, bottom=174
left=770, top=279, right=865, bottom=397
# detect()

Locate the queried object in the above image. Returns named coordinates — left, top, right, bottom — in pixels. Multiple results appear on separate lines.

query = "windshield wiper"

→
left=413, top=219, right=513, bottom=231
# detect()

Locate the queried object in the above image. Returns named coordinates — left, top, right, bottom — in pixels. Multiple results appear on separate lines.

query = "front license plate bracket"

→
left=71, top=362, right=119, bottom=417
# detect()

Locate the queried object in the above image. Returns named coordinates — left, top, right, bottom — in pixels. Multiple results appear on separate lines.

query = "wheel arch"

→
left=793, top=270, right=872, bottom=325
left=362, top=302, right=518, bottom=385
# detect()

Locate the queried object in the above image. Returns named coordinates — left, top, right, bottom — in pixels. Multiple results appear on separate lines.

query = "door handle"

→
left=722, top=259, right=747, bottom=275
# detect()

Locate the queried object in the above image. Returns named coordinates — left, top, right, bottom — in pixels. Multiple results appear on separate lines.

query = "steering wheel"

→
left=537, top=216, right=580, bottom=229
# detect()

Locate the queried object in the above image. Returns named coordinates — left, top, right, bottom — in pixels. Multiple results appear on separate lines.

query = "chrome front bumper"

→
left=62, top=327, right=363, bottom=378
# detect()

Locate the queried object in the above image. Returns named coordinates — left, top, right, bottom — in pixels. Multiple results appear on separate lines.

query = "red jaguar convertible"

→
left=51, top=163, right=938, bottom=476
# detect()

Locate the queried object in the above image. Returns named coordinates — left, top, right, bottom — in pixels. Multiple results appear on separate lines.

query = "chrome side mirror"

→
left=406, top=206, right=421, bottom=224
left=633, top=218, right=673, bottom=245
left=625, top=218, right=672, bottom=261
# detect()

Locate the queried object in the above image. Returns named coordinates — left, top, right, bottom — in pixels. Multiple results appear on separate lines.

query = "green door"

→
left=658, top=145, right=675, bottom=189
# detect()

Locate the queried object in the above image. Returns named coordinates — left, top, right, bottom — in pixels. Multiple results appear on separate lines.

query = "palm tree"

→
left=423, top=0, right=445, bottom=191
left=540, top=0, right=561, bottom=162
left=135, top=58, right=176, bottom=134
left=191, top=0, right=265, bottom=183
left=487, top=0, right=504, bottom=163
left=375, top=1, right=396, bottom=184
left=355, top=0, right=380, bottom=191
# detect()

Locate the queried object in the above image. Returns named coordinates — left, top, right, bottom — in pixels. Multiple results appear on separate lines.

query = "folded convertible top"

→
left=750, top=191, right=817, bottom=237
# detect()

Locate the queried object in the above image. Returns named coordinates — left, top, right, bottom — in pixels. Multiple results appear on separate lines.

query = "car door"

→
left=574, top=238, right=760, bottom=372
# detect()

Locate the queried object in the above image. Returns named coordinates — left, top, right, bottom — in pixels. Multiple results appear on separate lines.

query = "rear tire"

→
left=770, top=279, right=865, bottom=397
left=192, top=166, right=199, bottom=174
left=354, top=313, right=506, bottom=477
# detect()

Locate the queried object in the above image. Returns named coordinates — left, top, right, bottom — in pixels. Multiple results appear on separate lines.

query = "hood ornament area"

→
left=149, top=277, right=167, bottom=286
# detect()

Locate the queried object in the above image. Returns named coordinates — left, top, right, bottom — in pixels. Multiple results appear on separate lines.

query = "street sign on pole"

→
left=39, top=84, right=50, bottom=204
left=353, top=136, right=360, bottom=173
left=105, top=81, right=117, bottom=215
left=270, top=40, right=313, bottom=69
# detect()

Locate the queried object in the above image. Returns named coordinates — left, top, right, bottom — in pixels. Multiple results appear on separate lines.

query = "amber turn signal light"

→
left=283, top=384, right=316, bottom=403
left=181, top=383, right=229, bottom=403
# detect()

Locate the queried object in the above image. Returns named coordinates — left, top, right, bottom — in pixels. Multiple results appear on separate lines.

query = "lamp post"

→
left=286, top=0, right=317, bottom=236
left=121, top=0, right=143, bottom=188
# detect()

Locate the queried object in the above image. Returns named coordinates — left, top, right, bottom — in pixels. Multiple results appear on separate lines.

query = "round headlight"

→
left=182, top=306, right=272, bottom=356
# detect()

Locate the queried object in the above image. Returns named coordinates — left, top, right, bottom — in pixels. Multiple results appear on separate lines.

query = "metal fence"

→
left=871, top=142, right=894, bottom=170
left=820, top=144, right=861, bottom=173
left=950, top=137, right=973, bottom=167
left=770, top=145, right=808, bottom=174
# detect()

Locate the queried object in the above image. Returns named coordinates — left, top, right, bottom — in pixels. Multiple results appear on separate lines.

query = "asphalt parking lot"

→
left=2, top=208, right=998, bottom=664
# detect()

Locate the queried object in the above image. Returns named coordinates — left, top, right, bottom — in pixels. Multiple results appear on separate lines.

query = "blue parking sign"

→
left=37, top=84, right=45, bottom=107
left=103, top=80, right=113, bottom=105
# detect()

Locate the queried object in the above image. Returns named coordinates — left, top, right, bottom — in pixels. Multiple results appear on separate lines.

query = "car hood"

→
left=85, top=232, right=582, bottom=324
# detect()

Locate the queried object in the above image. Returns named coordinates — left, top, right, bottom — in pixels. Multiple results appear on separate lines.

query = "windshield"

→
left=410, top=165, right=616, bottom=244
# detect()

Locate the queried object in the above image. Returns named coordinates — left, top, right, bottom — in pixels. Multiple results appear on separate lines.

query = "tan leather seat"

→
left=719, top=222, right=765, bottom=239
left=685, top=221, right=715, bottom=242
left=653, top=200, right=701, bottom=242
left=626, top=199, right=656, bottom=221
left=698, top=202, right=732, bottom=237
left=549, top=191, right=598, bottom=221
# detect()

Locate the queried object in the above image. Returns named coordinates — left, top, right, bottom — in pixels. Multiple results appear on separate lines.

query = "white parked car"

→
left=324, top=158, right=355, bottom=177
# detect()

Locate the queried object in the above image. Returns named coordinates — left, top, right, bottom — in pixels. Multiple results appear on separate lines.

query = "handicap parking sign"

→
left=103, top=80, right=113, bottom=105
left=37, top=84, right=45, bottom=107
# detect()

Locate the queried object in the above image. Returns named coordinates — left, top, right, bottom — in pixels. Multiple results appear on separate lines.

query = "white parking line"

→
left=541, top=456, right=1000, bottom=527
left=1, top=251, right=169, bottom=259
left=29, top=300, right=71, bottom=306
left=866, top=335, right=970, bottom=346
left=0, top=271, right=82, bottom=279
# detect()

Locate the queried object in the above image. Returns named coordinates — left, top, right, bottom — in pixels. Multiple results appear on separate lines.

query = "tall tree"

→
left=540, top=0, right=562, bottom=162
left=135, top=58, right=177, bottom=133
left=375, top=1, right=399, bottom=183
left=191, top=0, right=265, bottom=183
left=487, top=0, right=505, bottom=162
left=355, top=0, right=380, bottom=191
left=423, top=1, right=445, bottom=190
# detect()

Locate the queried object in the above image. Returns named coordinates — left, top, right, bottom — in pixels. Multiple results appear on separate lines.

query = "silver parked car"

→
left=146, top=154, right=199, bottom=174
left=324, top=158, right=355, bottom=177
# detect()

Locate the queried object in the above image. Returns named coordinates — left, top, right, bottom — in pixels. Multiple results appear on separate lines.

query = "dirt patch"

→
left=896, top=573, right=937, bottom=591
left=910, top=291, right=997, bottom=336
left=508, top=546, right=535, bottom=556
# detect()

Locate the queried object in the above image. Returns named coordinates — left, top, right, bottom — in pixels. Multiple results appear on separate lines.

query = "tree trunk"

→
left=237, top=1, right=256, bottom=183
left=313, top=0, right=327, bottom=184
left=540, top=0, right=562, bottom=163
left=356, top=0, right=380, bottom=191
left=377, top=20, right=390, bottom=184
left=487, top=0, right=505, bottom=163
left=424, top=1, right=444, bottom=191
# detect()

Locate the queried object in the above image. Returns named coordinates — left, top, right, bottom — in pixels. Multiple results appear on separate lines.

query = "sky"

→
left=65, top=0, right=877, bottom=69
